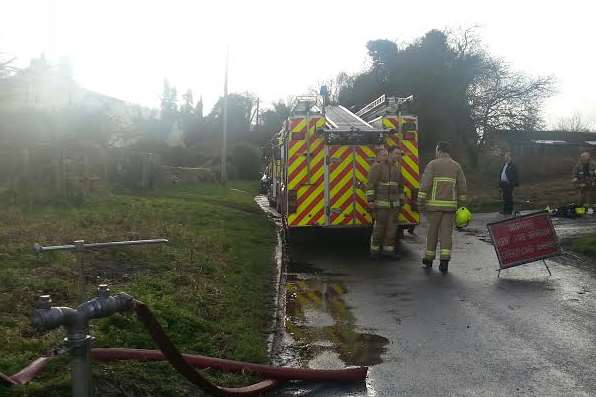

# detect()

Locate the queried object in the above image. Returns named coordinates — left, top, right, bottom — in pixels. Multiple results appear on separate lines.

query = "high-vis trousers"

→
left=424, top=211, right=455, bottom=261
left=579, top=187, right=594, bottom=208
left=371, top=208, right=399, bottom=254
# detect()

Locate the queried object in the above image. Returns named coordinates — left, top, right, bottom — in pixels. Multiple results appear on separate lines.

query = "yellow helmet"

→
left=575, top=207, right=586, bottom=216
left=455, top=207, right=472, bottom=228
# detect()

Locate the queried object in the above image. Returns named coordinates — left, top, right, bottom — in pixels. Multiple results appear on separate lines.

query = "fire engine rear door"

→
left=326, top=145, right=376, bottom=226
left=327, top=145, right=356, bottom=225
left=353, top=145, right=376, bottom=225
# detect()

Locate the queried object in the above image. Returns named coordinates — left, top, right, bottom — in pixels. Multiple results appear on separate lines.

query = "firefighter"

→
left=417, top=142, right=467, bottom=273
left=367, top=147, right=402, bottom=259
left=572, top=151, right=596, bottom=210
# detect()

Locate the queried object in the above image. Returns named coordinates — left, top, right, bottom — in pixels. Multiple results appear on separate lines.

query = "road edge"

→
left=254, top=195, right=288, bottom=361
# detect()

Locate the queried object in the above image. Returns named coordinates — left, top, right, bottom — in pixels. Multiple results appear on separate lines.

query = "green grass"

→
left=466, top=175, right=578, bottom=213
left=0, top=181, right=275, bottom=396
left=564, top=233, right=596, bottom=259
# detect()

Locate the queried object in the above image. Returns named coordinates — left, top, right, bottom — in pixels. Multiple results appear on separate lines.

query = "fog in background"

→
left=1, top=0, right=594, bottom=127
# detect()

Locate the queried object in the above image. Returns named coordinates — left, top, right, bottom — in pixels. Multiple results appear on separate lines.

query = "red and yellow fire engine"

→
left=267, top=94, right=420, bottom=235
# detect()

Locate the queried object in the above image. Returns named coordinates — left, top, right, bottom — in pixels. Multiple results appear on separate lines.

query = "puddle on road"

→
left=289, top=261, right=348, bottom=278
left=285, top=272, right=389, bottom=367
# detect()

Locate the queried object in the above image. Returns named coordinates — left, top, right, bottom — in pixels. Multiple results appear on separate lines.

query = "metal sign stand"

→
left=543, top=259, right=552, bottom=276
left=497, top=259, right=552, bottom=278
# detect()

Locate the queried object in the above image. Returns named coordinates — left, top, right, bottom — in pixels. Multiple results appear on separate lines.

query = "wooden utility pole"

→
left=221, top=47, right=229, bottom=184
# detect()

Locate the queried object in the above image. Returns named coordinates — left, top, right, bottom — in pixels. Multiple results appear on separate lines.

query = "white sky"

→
left=1, top=0, right=595, bottom=128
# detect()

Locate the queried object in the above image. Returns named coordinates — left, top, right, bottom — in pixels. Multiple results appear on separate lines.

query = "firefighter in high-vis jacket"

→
left=367, top=147, right=402, bottom=259
left=417, top=142, right=467, bottom=273
left=572, top=151, right=596, bottom=209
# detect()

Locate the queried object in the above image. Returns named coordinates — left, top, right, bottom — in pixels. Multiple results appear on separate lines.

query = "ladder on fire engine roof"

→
left=324, top=105, right=375, bottom=131
left=355, top=94, right=414, bottom=122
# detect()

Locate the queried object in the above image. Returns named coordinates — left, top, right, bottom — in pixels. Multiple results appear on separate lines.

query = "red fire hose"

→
left=0, top=300, right=367, bottom=396
left=91, top=348, right=367, bottom=381
left=0, top=355, right=279, bottom=396
left=0, top=357, right=53, bottom=386
left=132, top=301, right=279, bottom=396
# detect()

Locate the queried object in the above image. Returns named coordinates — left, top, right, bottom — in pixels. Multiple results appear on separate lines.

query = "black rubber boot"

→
left=422, top=258, right=433, bottom=269
left=439, top=260, right=449, bottom=273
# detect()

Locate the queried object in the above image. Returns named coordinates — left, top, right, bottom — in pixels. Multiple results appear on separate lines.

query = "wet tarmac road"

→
left=271, top=213, right=596, bottom=396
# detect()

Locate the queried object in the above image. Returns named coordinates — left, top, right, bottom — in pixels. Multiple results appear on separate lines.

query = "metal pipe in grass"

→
left=33, top=238, right=168, bottom=253
left=33, top=238, right=168, bottom=302
left=1, top=289, right=367, bottom=397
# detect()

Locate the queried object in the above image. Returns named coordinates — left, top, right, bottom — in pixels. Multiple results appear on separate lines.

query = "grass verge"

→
left=562, top=233, right=596, bottom=259
left=467, top=175, right=578, bottom=213
left=0, top=181, right=275, bottom=397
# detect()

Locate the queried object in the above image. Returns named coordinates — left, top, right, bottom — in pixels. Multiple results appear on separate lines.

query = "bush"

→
left=131, top=138, right=209, bottom=168
left=229, top=143, right=262, bottom=180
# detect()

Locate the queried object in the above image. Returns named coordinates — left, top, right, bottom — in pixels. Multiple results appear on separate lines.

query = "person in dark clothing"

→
left=498, top=152, right=519, bottom=215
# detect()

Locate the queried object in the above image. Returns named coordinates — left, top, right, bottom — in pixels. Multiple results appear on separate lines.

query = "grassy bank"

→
left=563, top=233, right=596, bottom=259
left=0, top=182, right=275, bottom=397
left=467, top=175, right=577, bottom=213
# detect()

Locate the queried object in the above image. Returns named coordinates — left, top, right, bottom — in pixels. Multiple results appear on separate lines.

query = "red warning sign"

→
left=487, top=211, right=560, bottom=269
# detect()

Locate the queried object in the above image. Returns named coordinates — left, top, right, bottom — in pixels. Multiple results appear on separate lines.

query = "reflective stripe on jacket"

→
left=417, top=153, right=467, bottom=212
left=367, top=161, right=402, bottom=208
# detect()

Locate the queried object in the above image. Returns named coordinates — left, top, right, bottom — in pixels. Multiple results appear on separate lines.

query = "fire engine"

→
left=266, top=92, right=421, bottom=236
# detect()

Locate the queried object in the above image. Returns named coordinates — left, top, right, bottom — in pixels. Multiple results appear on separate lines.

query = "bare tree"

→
left=0, top=54, right=18, bottom=102
left=313, top=72, right=354, bottom=105
left=555, top=113, right=592, bottom=132
left=469, top=57, right=556, bottom=142
left=446, top=28, right=556, bottom=141
left=448, top=25, right=483, bottom=58
left=0, top=55, right=16, bottom=76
